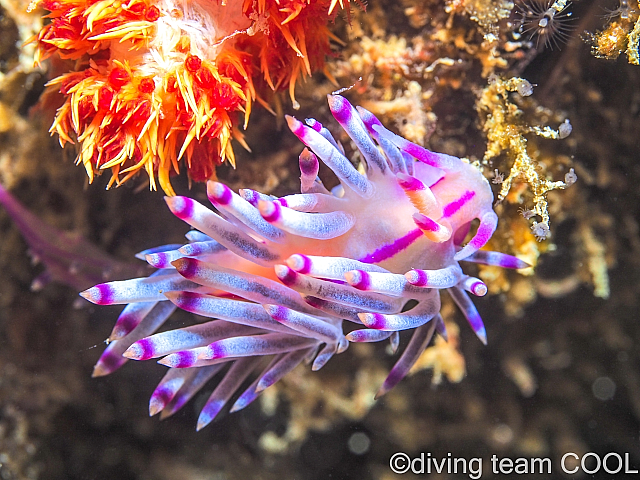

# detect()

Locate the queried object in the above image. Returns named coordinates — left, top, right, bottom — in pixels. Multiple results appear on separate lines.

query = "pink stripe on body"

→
left=442, top=191, right=475, bottom=218
left=357, top=228, right=423, bottom=264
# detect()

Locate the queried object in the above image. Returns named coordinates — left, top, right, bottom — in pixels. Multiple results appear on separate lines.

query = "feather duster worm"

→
left=80, top=95, right=528, bottom=430
left=34, top=0, right=349, bottom=195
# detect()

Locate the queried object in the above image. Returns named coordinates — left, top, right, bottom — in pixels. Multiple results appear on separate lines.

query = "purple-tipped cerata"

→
left=80, top=95, right=529, bottom=429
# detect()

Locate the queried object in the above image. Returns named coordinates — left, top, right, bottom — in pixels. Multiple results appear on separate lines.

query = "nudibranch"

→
left=80, top=95, right=527, bottom=430
left=34, top=0, right=349, bottom=195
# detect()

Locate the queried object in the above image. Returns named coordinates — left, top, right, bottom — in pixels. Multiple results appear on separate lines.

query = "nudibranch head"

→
left=35, top=0, right=348, bottom=195
left=80, top=95, right=528, bottom=429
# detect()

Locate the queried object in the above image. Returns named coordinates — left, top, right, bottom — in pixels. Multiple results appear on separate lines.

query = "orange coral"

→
left=34, top=0, right=348, bottom=194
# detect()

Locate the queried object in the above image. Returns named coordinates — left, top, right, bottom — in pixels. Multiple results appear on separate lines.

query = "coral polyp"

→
left=516, top=0, right=575, bottom=50
left=34, top=0, right=349, bottom=194
left=80, top=95, right=527, bottom=429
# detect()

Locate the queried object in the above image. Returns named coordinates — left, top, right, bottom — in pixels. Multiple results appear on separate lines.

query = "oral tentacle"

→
left=375, top=319, right=438, bottom=399
left=356, top=105, right=407, bottom=174
left=197, top=357, right=262, bottom=431
left=460, top=276, right=488, bottom=297
left=255, top=348, right=312, bottom=393
left=312, top=342, right=341, bottom=371
left=207, top=181, right=286, bottom=243
left=454, top=210, right=499, bottom=261
left=275, top=265, right=405, bottom=314
left=159, top=365, right=224, bottom=420
left=178, top=240, right=228, bottom=257
left=358, top=296, right=440, bottom=332
left=285, top=254, right=389, bottom=279
left=164, top=291, right=298, bottom=334
left=231, top=355, right=283, bottom=412
left=286, top=116, right=375, bottom=198
left=165, top=196, right=281, bottom=266
left=258, top=199, right=355, bottom=240
left=274, top=192, right=341, bottom=212
left=413, top=213, right=453, bottom=243
left=397, top=172, right=439, bottom=216
left=298, top=147, right=321, bottom=193
left=199, top=333, right=319, bottom=361
left=124, top=322, right=262, bottom=360
left=371, top=123, right=462, bottom=172
left=135, top=244, right=184, bottom=261
left=173, top=258, right=316, bottom=315
left=304, top=118, right=344, bottom=154
left=92, top=301, right=176, bottom=377
left=404, top=264, right=464, bottom=289
left=158, top=349, right=236, bottom=369
left=263, top=304, right=345, bottom=344
left=328, top=94, right=388, bottom=173
left=109, top=300, right=157, bottom=340
left=460, top=250, right=530, bottom=269
left=80, top=271, right=203, bottom=305
left=448, top=286, right=488, bottom=345
left=302, top=295, right=367, bottom=323
left=345, top=270, right=435, bottom=299
left=346, top=329, right=394, bottom=342
left=149, top=367, right=197, bottom=417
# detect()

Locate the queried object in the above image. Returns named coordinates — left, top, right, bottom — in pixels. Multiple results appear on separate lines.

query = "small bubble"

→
left=592, top=376, right=616, bottom=401
left=531, top=222, right=550, bottom=241
left=492, top=169, right=505, bottom=184
left=347, top=432, right=371, bottom=455
left=564, top=167, right=577, bottom=186
left=516, top=79, right=534, bottom=97
left=492, top=424, right=514, bottom=445
left=559, top=119, right=572, bottom=139
left=518, top=206, right=536, bottom=220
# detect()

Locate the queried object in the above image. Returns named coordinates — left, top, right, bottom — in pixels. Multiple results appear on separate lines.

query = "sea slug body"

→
left=81, top=95, right=528, bottom=430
